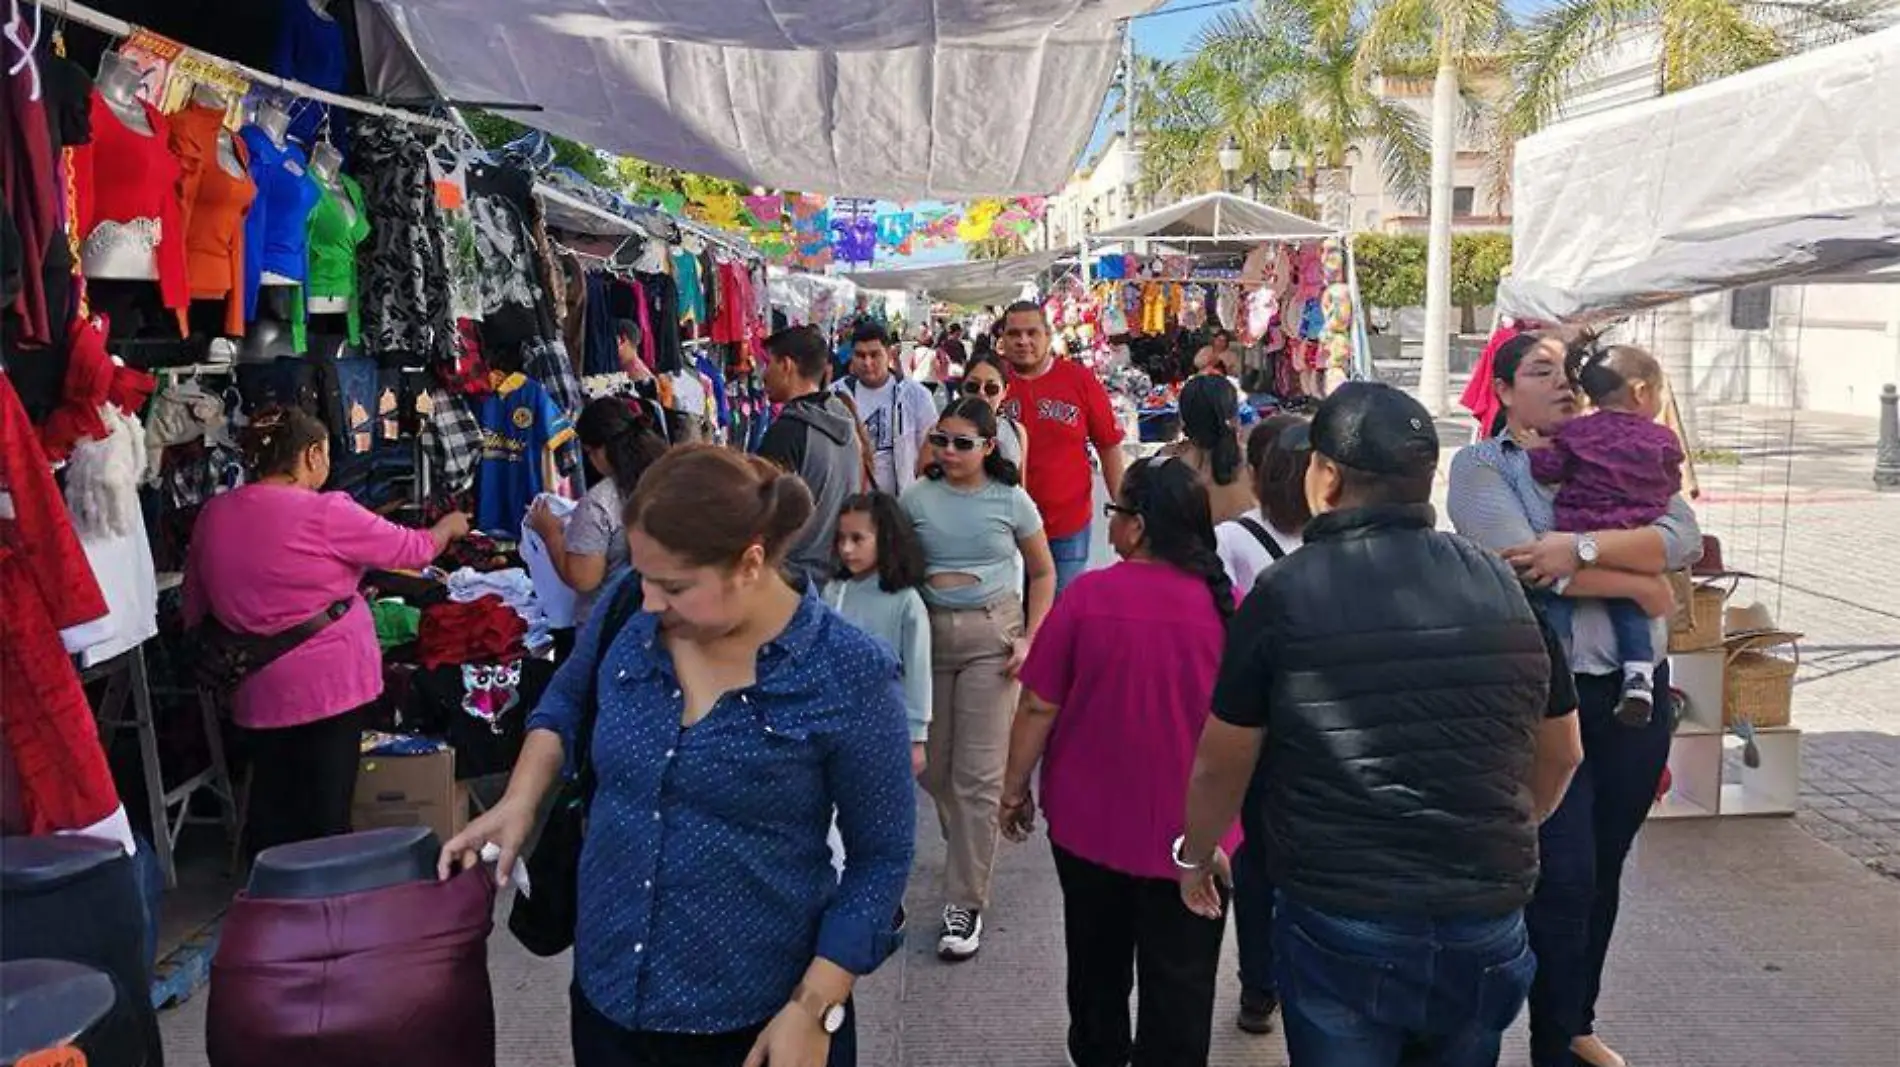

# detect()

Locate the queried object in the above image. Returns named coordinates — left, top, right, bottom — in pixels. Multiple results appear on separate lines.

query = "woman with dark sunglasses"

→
left=920, top=351, right=1029, bottom=474
left=901, top=397, right=1057, bottom=963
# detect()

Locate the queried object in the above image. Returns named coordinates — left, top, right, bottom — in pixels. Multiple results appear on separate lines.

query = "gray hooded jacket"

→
left=756, top=392, right=863, bottom=587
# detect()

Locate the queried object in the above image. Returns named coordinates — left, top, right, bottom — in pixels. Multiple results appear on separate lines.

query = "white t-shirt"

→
left=852, top=377, right=899, bottom=493
left=1215, top=506, right=1303, bottom=593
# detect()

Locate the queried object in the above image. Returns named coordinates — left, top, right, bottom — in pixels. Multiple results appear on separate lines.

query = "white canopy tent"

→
left=1499, top=25, right=1900, bottom=324
left=844, top=251, right=1070, bottom=307
left=1086, top=192, right=1337, bottom=248
left=359, top=0, right=1167, bottom=199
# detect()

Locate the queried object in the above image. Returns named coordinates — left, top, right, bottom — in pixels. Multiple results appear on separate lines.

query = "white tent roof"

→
left=844, top=251, right=1069, bottom=306
left=1499, top=26, right=1900, bottom=323
left=1086, top=192, right=1335, bottom=244
left=365, top=0, right=1165, bottom=199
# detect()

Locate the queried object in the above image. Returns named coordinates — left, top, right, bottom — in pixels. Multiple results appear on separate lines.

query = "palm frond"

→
left=1504, top=0, right=1658, bottom=138
left=1365, top=96, right=1433, bottom=211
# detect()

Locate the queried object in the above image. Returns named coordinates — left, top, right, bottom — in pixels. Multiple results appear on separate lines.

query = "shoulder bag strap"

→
left=1238, top=517, right=1287, bottom=561
left=576, top=576, right=645, bottom=805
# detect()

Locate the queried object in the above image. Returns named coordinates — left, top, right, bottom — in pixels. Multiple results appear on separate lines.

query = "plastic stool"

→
left=0, top=958, right=146, bottom=1067
left=245, top=827, right=439, bottom=900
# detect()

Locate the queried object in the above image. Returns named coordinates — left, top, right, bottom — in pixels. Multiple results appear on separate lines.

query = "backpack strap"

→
left=576, top=576, right=645, bottom=805
left=1237, top=517, right=1287, bottom=561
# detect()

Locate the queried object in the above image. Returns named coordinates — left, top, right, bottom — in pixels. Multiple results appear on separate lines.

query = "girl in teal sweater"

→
left=826, top=493, right=933, bottom=777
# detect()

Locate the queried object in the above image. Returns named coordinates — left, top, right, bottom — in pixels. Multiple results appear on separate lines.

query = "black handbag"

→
left=192, top=598, right=354, bottom=694
left=508, top=578, right=644, bottom=957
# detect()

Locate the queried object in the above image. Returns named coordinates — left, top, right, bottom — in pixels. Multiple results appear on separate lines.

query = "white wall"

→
left=1634, top=285, right=1900, bottom=417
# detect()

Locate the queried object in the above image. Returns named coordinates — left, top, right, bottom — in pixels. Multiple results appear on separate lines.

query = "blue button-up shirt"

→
left=526, top=576, right=915, bottom=1034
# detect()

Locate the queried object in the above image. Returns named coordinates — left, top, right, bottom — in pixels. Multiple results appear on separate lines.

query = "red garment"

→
left=207, top=866, right=497, bottom=1067
left=2, top=48, right=59, bottom=346
left=38, top=315, right=155, bottom=461
left=71, top=93, right=190, bottom=330
left=1001, top=358, right=1125, bottom=540
left=414, top=596, right=525, bottom=669
left=1462, top=322, right=1529, bottom=436
left=710, top=261, right=752, bottom=346
left=0, top=372, right=118, bottom=835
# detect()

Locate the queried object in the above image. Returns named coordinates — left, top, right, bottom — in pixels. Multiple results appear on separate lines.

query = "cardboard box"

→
left=352, top=749, right=468, bottom=845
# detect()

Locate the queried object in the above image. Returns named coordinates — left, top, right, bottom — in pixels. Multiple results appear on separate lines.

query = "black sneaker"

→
left=938, top=905, right=982, bottom=961
left=1237, top=988, right=1279, bottom=1034
left=1616, top=674, right=1654, bottom=727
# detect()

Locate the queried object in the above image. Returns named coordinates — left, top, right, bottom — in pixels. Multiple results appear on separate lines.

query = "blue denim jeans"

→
left=1526, top=665, right=1672, bottom=1067
left=1537, top=593, right=1653, bottom=669
left=1048, top=526, right=1092, bottom=595
left=1274, top=894, right=1535, bottom=1067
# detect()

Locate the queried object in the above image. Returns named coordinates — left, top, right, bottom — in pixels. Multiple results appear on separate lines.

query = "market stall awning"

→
left=1499, top=26, right=1900, bottom=323
left=362, top=0, right=1166, bottom=199
left=1087, top=193, right=1335, bottom=244
left=844, top=251, right=1069, bottom=306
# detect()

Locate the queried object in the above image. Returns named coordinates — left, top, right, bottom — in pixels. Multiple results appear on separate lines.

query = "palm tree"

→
left=1499, top=0, right=1876, bottom=436
left=1136, top=1, right=1437, bottom=217
left=1358, top=0, right=1514, bottom=415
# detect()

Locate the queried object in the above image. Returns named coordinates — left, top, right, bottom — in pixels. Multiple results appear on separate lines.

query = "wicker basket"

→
left=1669, top=575, right=1734, bottom=653
left=1723, top=644, right=1799, bottom=728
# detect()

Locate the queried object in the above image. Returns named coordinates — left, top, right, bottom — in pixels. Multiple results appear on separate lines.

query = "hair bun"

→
left=755, top=470, right=816, bottom=556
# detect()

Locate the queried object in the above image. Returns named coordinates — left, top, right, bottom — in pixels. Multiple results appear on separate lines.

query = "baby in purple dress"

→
left=1532, top=346, right=1684, bottom=725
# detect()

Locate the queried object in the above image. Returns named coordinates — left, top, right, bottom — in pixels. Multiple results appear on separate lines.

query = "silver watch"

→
left=1576, top=532, right=1600, bottom=567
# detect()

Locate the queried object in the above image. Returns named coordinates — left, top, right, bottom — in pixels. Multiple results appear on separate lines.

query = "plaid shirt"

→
left=423, top=387, right=482, bottom=496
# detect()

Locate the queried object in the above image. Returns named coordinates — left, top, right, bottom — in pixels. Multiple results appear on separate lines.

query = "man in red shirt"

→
left=997, top=301, right=1126, bottom=593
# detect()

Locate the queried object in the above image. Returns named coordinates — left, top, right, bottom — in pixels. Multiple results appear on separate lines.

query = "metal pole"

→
left=1876, top=383, right=1900, bottom=491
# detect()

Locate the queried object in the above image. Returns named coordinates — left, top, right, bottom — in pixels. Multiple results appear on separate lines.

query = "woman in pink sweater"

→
left=184, top=406, right=470, bottom=856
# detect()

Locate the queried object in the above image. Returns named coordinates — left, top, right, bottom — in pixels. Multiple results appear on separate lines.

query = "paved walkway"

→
left=158, top=796, right=1900, bottom=1066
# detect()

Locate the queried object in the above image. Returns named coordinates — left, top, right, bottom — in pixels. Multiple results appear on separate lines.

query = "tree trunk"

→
left=1419, top=43, right=1459, bottom=415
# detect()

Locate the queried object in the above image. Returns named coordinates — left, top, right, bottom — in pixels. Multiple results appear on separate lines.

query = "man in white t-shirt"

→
left=834, top=321, right=937, bottom=496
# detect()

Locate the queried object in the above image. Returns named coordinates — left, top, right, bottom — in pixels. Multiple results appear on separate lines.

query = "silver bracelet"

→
left=1170, top=834, right=1208, bottom=872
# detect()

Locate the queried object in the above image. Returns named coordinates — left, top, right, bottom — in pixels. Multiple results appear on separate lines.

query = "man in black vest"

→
left=1177, top=382, right=1583, bottom=1067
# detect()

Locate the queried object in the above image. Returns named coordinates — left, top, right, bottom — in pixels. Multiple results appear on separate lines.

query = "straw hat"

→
left=1723, top=602, right=1802, bottom=652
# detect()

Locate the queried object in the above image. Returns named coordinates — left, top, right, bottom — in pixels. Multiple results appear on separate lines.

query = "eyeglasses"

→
left=962, top=380, right=1005, bottom=398
left=928, top=431, right=987, bottom=453
left=1103, top=502, right=1140, bottom=519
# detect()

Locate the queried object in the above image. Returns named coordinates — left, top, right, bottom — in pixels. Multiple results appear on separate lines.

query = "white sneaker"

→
left=937, top=904, right=982, bottom=961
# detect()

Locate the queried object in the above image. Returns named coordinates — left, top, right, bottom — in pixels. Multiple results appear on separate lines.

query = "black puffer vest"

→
left=1247, top=503, right=1552, bottom=917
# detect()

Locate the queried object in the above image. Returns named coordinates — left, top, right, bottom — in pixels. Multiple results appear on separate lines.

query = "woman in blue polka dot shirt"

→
left=443, top=445, right=916, bottom=1067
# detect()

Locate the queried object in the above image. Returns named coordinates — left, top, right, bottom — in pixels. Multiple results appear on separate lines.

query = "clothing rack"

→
left=43, top=0, right=461, bottom=133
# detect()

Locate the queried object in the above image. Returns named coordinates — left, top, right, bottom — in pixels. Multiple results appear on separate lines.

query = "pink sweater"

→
left=183, top=485, right=436, bottom=729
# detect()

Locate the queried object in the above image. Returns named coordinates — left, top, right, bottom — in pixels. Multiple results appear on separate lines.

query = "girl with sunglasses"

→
left=901, top=398, right=1057, bottom=963
left=920, top=351, right=1029, bottom=474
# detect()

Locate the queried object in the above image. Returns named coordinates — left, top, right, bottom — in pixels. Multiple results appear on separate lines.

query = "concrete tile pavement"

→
left=158, top=795, right=1900, bottom=1066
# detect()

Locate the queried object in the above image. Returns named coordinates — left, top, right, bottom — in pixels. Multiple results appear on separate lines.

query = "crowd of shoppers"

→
left=186, top=292, right=1697, bottom=1067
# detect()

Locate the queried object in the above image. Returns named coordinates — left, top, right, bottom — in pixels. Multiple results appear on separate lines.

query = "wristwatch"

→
left=1170, top=834, right=1208, bottom=872
left=791, top=983, right=847, bottom=1035
left=1576, top=532, right=1600, bottom=567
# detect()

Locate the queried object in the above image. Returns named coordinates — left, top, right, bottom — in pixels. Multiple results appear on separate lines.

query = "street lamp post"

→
left=1218, top=135, right=1242, bottom=193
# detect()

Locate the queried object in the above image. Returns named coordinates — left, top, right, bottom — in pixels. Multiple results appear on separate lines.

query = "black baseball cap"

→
left=1279, top=381, right=1439, bottom=476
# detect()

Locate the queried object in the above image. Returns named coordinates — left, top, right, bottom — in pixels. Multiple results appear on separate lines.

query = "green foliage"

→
left=463, top=110, right=611, bottom=187
left=1352, top=232, right=1428, bottom=309
left=1353, top=231, right=1512, bottom=309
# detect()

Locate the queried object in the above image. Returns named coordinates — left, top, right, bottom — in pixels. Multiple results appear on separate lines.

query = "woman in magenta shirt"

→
left=1000, top=455, right=1240, bottom=1067
left=184, top=406, right=470, bottom=857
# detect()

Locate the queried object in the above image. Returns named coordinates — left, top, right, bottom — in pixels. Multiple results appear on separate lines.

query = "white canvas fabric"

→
left=365, top=0, right=1167, bottom=197
left=1500, top=26, right=1900, bottom=323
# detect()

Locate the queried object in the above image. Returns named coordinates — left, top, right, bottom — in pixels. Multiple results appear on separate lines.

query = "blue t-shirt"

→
left=475, top=373, right=574, bottom=538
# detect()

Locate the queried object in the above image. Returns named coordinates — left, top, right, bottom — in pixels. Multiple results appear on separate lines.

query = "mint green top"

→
left=823, top=576, right=933, bottom=742
left=305, top=173, right=370, bottom=345
left=900, top=477, right=1043, bottom=609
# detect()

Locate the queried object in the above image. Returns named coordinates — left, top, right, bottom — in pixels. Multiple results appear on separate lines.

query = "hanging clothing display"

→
left=468, top=161, right=565, bottom=371
left=73, top=93, right=189, bottom=329
left=349, top=114, right=455, bottom=366
left=171, top=104, right=255, bottom=336
left=271, top=0, right=350, bottom=155
left=0, top=372, right=121, bottom=839
left=305, top=175, right=371, bottom=343
left=473, top=372, right=575, bottom=538
left=240, top=125, right=319, bottom=351
left=427, top=138, right=485, bottom=323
